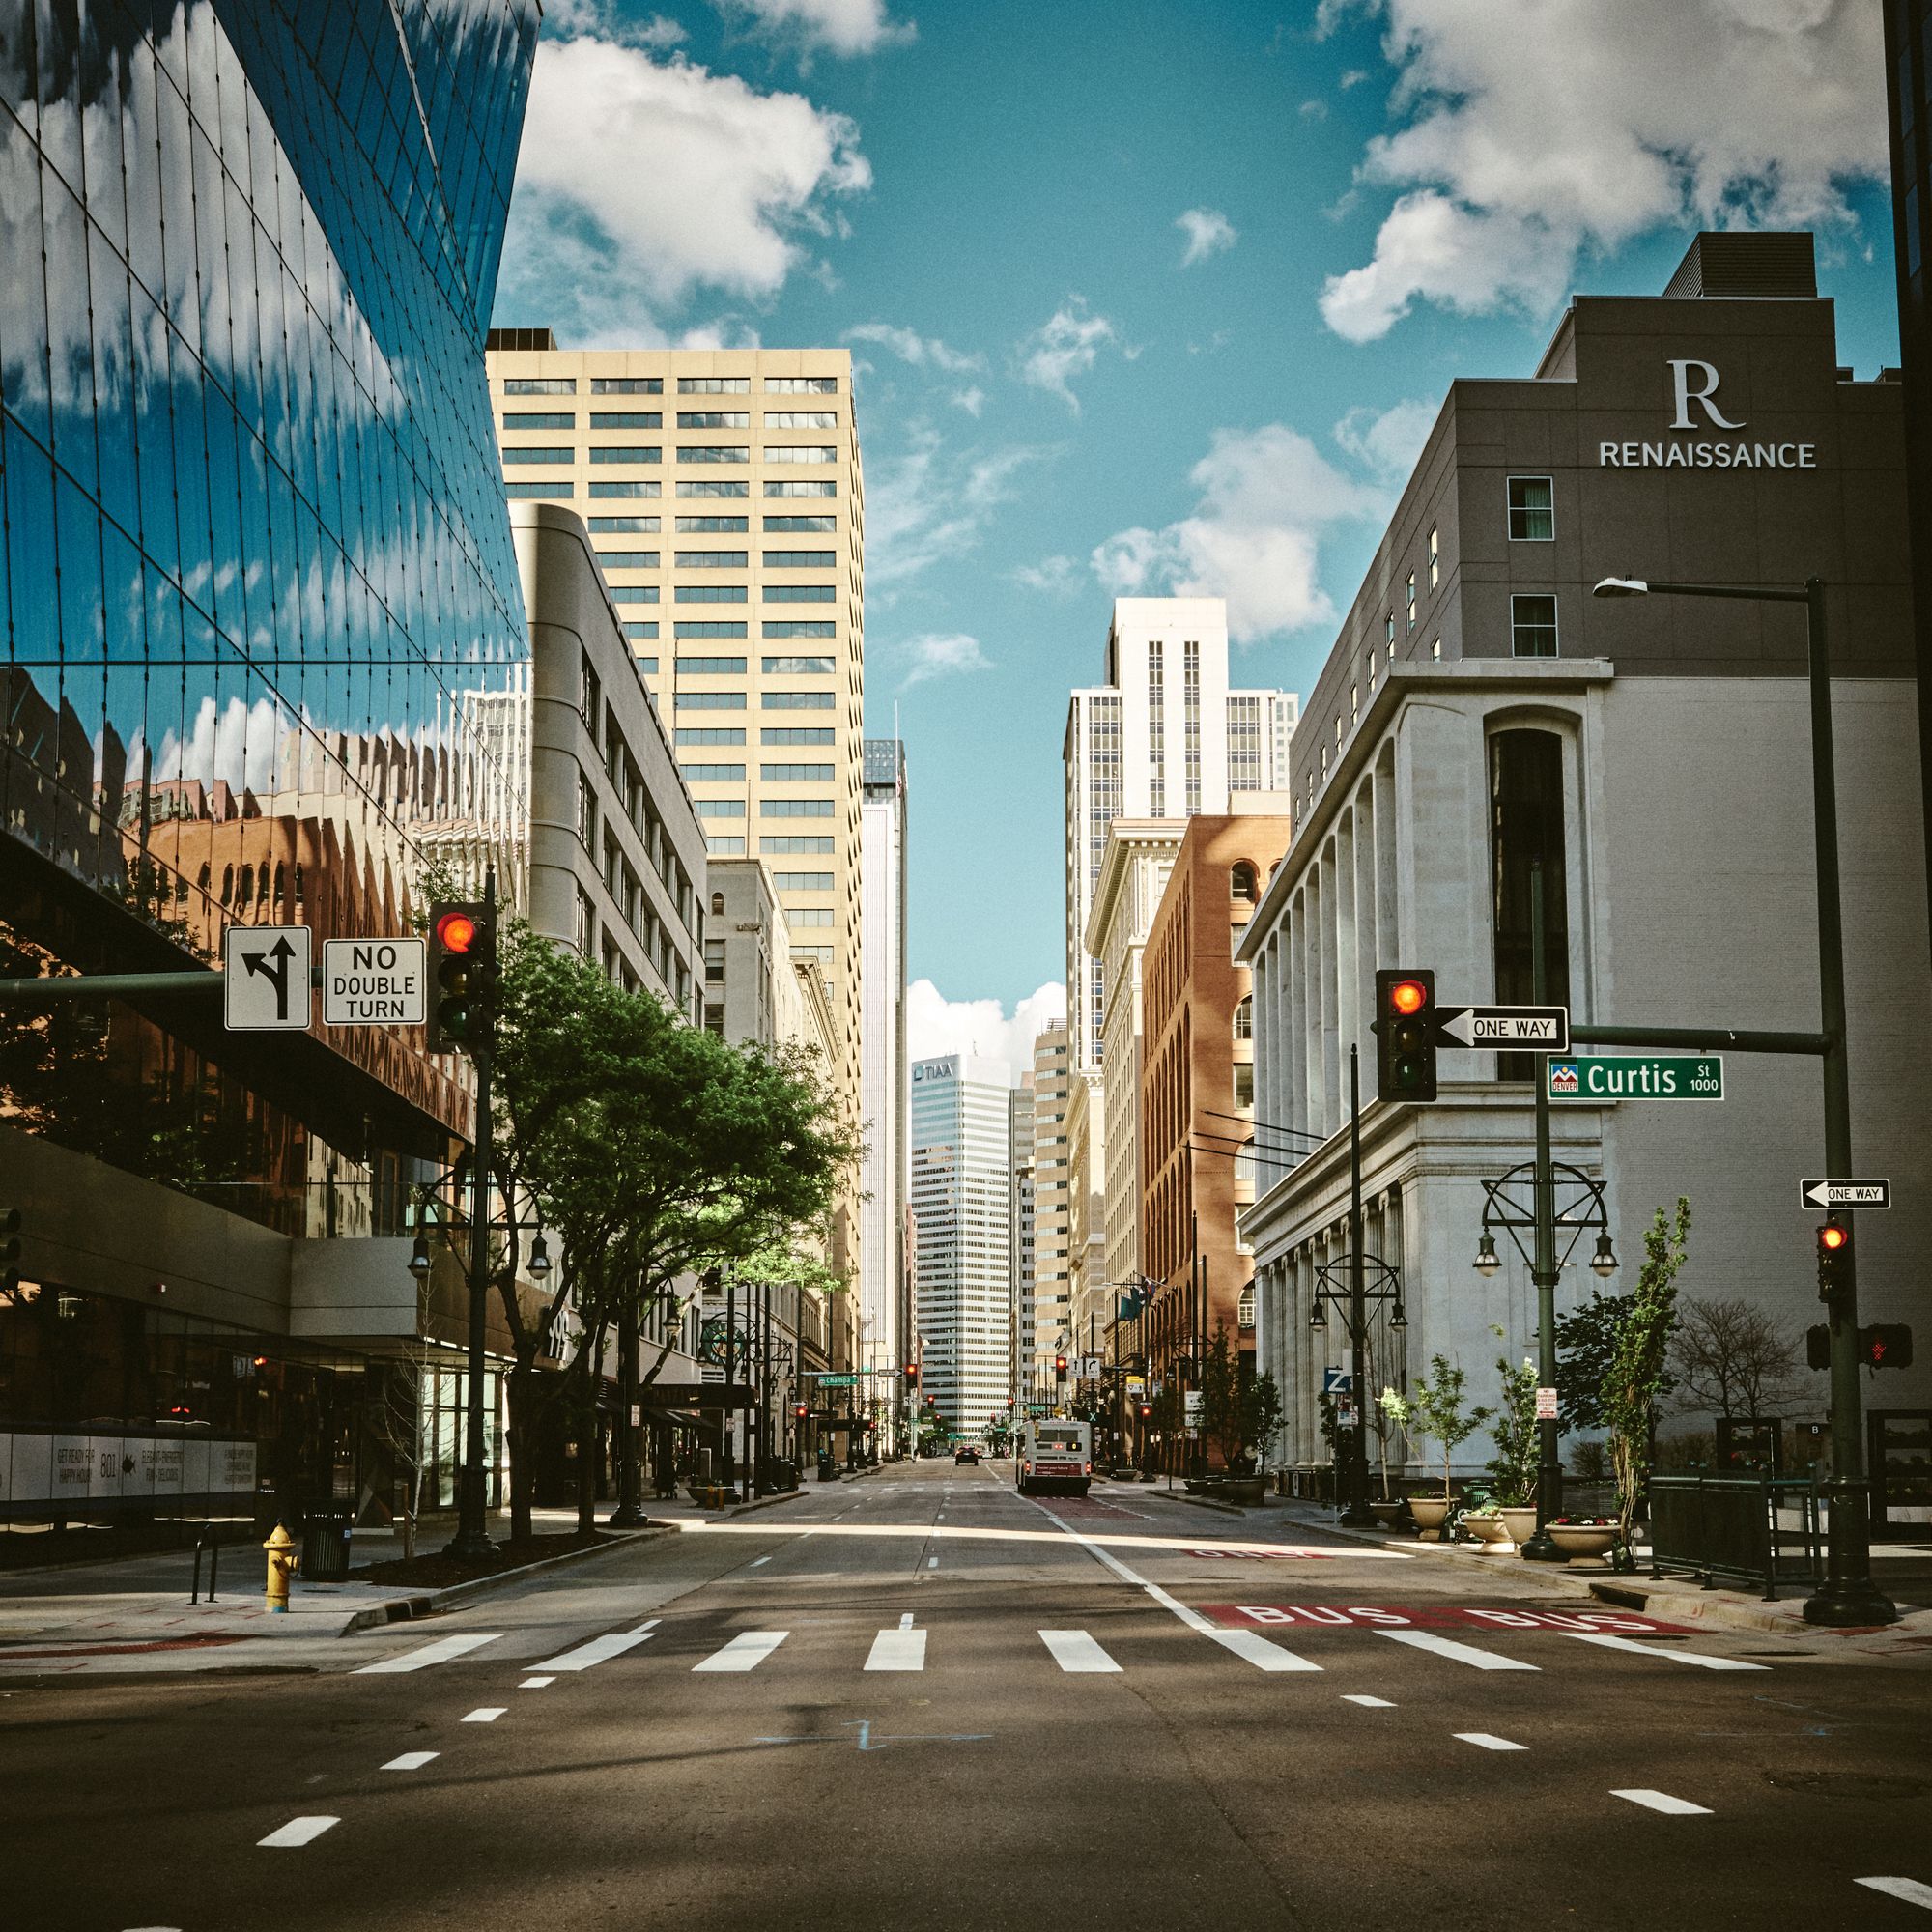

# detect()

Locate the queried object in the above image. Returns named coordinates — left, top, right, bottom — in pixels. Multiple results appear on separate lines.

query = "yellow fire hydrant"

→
left=263, top=1522, right=298, bottom=1613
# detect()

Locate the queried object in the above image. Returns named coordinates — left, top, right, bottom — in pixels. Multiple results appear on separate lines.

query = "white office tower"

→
left=911, top=1054, right=1017, bottom=1439
left=859, top=739, right=909, bottom=1401
left=1063, top=597, right=1296, bottom=1073
left=1009, top=1073, right=1037, bottom=1410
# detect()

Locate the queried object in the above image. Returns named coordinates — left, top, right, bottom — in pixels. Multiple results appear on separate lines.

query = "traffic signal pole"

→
left=1338, top=1047, right=1375, bottom=1526
left=447, top=867, right=497, bottom=1561
left=1520, top=862, right=1564, bottom=1563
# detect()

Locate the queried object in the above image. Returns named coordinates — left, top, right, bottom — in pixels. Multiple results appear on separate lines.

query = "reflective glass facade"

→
left=0, top=1, right=538, bottom=1228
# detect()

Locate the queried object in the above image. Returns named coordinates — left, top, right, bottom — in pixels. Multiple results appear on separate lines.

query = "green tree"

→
left=1382, top=1355, right=1493, bottom=1498
left=1602, top=1199, right=1692, bottom=1555
left=1485, top=1347, right=1540, bottom=1507
left=1556, top=1289, right=1677, bottom=1433
left=1200, top=1318, right=1284, bottom=1472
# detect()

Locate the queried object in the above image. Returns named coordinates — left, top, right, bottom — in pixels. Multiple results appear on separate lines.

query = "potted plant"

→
left=1545, top=1514, right=1621, bottom=1563
left=1200, top=1320, right=1278, bottom=1502
left=1365, top=1335, right=1408, bottom=1528
left=1380, top=1357, right=1492, bottom=1541
left=1484, top=1343, right=1542, bottom=1550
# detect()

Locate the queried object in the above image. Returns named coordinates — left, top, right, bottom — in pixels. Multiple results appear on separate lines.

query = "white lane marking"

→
left=750, top=1555, right=773, bottom=1568
left=1610, top=1788, right=1712, bottom=1816
left=629, top=1618, right=663, bottom=1634
left=927, top=1556, right=939, bottom=1569
left=1040, top=1629, right=1121, bottom=1673
left=519, top=1677, right=554, bottom=1690
left=898, top=1612, right=915, bottom=1630
left=1025, top=1500, right=1320, bottom=1670
left=1378, top=1630, right=1538, bottom=1673
left=534, top=1631, right=656, bottom=1672
left=1857, top=1879, right=1932, bottom=1910
left=461, top=1707, right=507, bottom=1723
left=1343, top=1694, right=1395, bottom=1708
left=1561, top=1632, right=1768, bottom=1671
left=258, top=1817, right=339, bottom=1848
left=353, top=1633, right=501, bottom=1674
left=1455, top=1732, right=1527, bottom=1752
left=866, top=1628, right=926, bottom=1671
left=381, top=1751, right=440, bottom=1772
left=694, top=1632, right=788, bottom=1672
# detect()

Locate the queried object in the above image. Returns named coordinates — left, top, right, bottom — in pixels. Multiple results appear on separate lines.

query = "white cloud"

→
left=1091, top=424, right=1382, bottom=642
left=498, top=33, right=869, bottom=340
left=1332, top=395, right=1441, bottom=480
left=715, top=0, right=915, bottom=56
left=1012, top=554, right=1081, bottom=597
left=949, top=385, right=985, bottom=416
left=1176, top=206, right=1238, bottom=266
left=907, top=980, right=1066, bottom=1071
left=864, top=427, right=1048, bottom=584
left=899, top=632, right=991, bottom=688
left=1015, top=298, right=1118, bottom=412
left=845, top=322, right=982, bottom=373
left=1321, top=0, right=1887, bottom=342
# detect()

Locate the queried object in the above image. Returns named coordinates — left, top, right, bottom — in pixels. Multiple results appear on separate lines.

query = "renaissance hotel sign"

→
left=1598, top=358, right=1816, bottom=469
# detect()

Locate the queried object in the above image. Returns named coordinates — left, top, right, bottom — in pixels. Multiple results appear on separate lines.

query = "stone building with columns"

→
left=1237, top=234, right=1931, bottom=1515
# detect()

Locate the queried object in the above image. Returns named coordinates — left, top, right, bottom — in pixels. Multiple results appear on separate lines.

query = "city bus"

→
left=1016, top=1418, right=1093, bottom=1497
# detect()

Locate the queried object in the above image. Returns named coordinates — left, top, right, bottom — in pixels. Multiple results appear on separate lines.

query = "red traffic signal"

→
left=1054, top=1353, right=1067, bottom=1383
left=428, top=900, right=494, bottom=1056
left=1375, top=968, right=1438, bottom=1104
left=904, top=1362, right=920, bottom=1385
left=793, top=1403, right=809, bottom=1418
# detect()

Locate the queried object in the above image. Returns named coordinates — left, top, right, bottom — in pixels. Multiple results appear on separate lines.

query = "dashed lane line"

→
left=353, top=1634, right=501, bottom=1674
left=1378, top=1631, right=1537, bottom=1673
left=1454, top=1733, right=1527, bottom=1752
left=1857, top=1879, right=1932, bottom=1910
left=258, top=1817, right=339, bottom=1848
left=519, top=1677, right=554, bottom=1690
left=1040, top=1630, right=1121, bottom=1673
left=1343, top=1694, right=1395, bottom=1708
left=380, top=1752, right=440, bottom=1772
left=1610, top=1789, right=1712, bottom=1816
left=1560, top=1632, right=1768, bottom=1671
left=461, top=1707, right=507, bottom=1723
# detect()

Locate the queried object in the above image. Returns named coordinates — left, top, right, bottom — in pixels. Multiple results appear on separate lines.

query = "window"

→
left=771, top=871, right=833, bottom=890
left=1234, top=994, right=1253, bottom=1039
left=695, top=798, right=746, bottom=818
left=591, top=445, right=659, bottom=463
left=704, top=937, right=726, bottom=981
left=677, top=480, right=750, bottom=497
left=762, top=763, right=834, bottom=781
left=766, top=376, right=838, bottom=393
left=1231, top=861, right=1259, bottom=903
left=763, top=622, right=836, bottom=639
left=611, top=585, right=658, bottom=603
left=503, top=445, right=572, bottom=464
left=678, top=376, right=751, bottom=393
left=592, top=377, right=663, bottom=395
left=791, top=946, right=834, bottom=963
left=765, top=690, right=836, bottom=709
left=765, top=515, right=836, bottom=532
left=597, top=550, right=659, bottom=569
left=762, top=836, right=836, bottom=854
left=766, top=479, right=836, bottom=497
left=577, top=772, right=598, bottom=847
left=1432, top=638, right=1442, bottom=660
left=1507, top=476, right=1555, bottom=541
left=506, top=481, right=572, bottom=498
left=764, top=445, right=838, bottom=464
left=503, top=412, right=573, bottom=429
left=675, top=690, right=748, bottom=708
left=762, top=656, right=834, bottom=674
left=591, top=516, right=660, bottom=532
left=677, top=727, right=746, bottom=745
left=674, top=621, right=749, bottom=640
left=590, top=480, right=660, bottom=497
left=1238, top=1285, right=1256, bottom=1331
left=764, top=550, right=836, bottom=568
left=676, top=551, right=748, bottom=568
left=1350, top=682, right=1358, bottom=723
left=763, top=727, right=835, bottom=745
left=677, top=516, right=748, bottom=533
left=765, top=584, right=836, bottom=602
left=1406, top=571, right=1416, bottom=630
left=676, top=656, right=748, bottom=674
left=632, top=654, right=659, bottom=669
left=764, top=412, right=837, bottom=429
left=679, top=446, right=749, bottom=464
left=1490, top=729, right=1571, bottom=1078
left=1384, top=611, right=1395, bottom=649
left=787, top=906, right=834, bottom=926
left=582, top=654, right=603, bottom=730
left=621, top=622, right=658, bottom=641
left=1234, top=1063, right=1255, bottom=1110
left=590, top=412, right=661, bottom=430
left=677, top=412, right=750, bottom=429
left=763, top=798, right=835, bottom=817
left=1510, top=594, right=1558, bottom=657
left=504, top=377, right=576, bottom=395
left=675, top=584, right=748, bottom=603
left=680, top=763, right=746, bottom=781
left=1429, top=525, right=1439, bottom=587
left=706, top=836, right=746, bottom=856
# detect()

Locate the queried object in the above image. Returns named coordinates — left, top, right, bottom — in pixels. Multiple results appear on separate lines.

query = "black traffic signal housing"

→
left=904, top=1361, right=920, bottom=1387
left=1816, top=1219, right=1854, bottom=1302
left=1806, top=1323, right=1830, bottom=1372
left=1862, top=1324, right=1914, bottom=1372
left=428, top=902, right=495, bottom=1056
left=1137, top=1401, right=1153, bottom=1421
left=0, top=1208, right=19, bottom=1293
left=1375, top=969, right=1437, bottom=1104
left=1054, top=1353, right=1067, bottom=1384
left=793, top=1402, right=809, bottom=1419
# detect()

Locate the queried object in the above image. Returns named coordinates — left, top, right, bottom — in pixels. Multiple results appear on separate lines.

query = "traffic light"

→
left=904, top=1361, right=920, bottom=1387
left=1375, top=969, right=1437, bottom=1104
left=1806, top=1323, right=1830, bottom=1372
left=0, top=1208, right=18, bottom=1294
left=793, top=1402, right=809, bottom=1419
left=428, top=901, right=494, bottom=1056
left=1862, top=1324, right=1914, bottom=1371
left=1137, top=1402, right=1152, bottom=1420
left=1054, top=1353, right=1067, bottom=1384
left=1816, top=1218, right=1854, bottom=1301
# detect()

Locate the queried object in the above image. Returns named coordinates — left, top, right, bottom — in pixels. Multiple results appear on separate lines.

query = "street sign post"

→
left=1547, top=1056, right=1723, bottom=1101
left=322, top=938, right=425, bottom=1027
left=1535, top=1386, right=1559, bottom=1421
left=1801, top=1179, right=1890, bottom=1211
left=1435, top=1004, right=1571, bottom=1053
left=1183, top=1391, right=1203, bottom=1430
left=1321, top=1367, right=1352, bottom=1396
left=222, top=925, right=311, bottom=1032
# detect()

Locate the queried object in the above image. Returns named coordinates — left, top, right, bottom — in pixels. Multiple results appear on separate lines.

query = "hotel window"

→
left=680, top=446, right=749, bottom=463
left=1406, top=571, right=1416, bottom=630
left=677, top=727, right=747, bottom=745
left=765, top=445, right=838, bottom=464
left=504, top=445, right=572, bottom=464
left=1148, top=641, right=1165, bottom=816
left=676, top=584, right=747, bottom=602
left=678, top=377, right=751, bottom=393
left=675, top=656, right=747, bottom=673
left=788, top=906, right=835, bottom=926
left=678, top=516, right=748, bottom=533
left=1183, top=639, right=1202, bottom=813
left=590, top=412, right=661, bottom=428
left=707, top=838, right=746, bottom=859
left=772, top=871, right=834, bottom=890
left=764, top=550, right=836, bottom=567
left=766, top=479, right=837, bottom=497
left=675, top=691, right=748, bottom=708
left=611, top=586, right=657, bottom=604
left=766, top=514, right=836, bottom=531
left=592, top=377, right=663, bottom=394
left=764, top=622, right=836, bottom=639
left=696, top=799, right=746, bottom=819
left=766, top=583, right=836, bottom=601
left=765, top=412, right=837, bottom=429
left=598, top=550, right=658, bottom=568
left=680, top=550, right=750, bottom=569
left=762, top=763, right=834, bottom=781
left=681, top=763, right=746, bottom=781
left=763, top=656, right=834, bottom=674
left=1429, top=525, right=1439, bottom=587
left=592, top=516, right=661, bottom=532
left=1507, top=476, right=1555, bottom=541
left=591, top=480, right=660, bottom=497
left=766, top=690, right=836, bottom=709
left=1510, top=594, right=1559, bottom=658
left=621, top=624, right=658, bottom=643
left=766, top=376, right=838, bottom=393
left=506, top=482, right=572, bottom=498
left=504, top=378, right=576, bottom=394
left=678, top=480, right=751, bottom=497
left=762, top=836, right=836, bottom=854
left=764, top=727, right=835, bottom=744
left=503, top=412, right=573, bottom=429
left=1489, top=728, right=1571, bottom=1078
left=677, top=412, right=749, bottom=429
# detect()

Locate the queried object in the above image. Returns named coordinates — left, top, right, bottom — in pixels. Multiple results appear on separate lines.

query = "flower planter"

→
left=1464, top=1514, right=1512, bottom=1548
left=1368, top=1500, right=1407, bottom=1531
left=1498, top=1508, right=1541, bottom=1549
left=1220, top=1476, right=1266, bottom=1506
left=1406, top=1495, right=1454, bottom=1542
left=1547, top=1523, right=1620, bottom=1564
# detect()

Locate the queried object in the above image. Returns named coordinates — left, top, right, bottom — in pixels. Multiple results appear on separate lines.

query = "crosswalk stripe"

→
left=353, top=1634, right=501, bottom=1674
left=534, top=1631, right=656, bottom=1672
left=866, top=1628, right=926, bottom=1670
left=1378, top=1630, right=1538, bottom=1672
left=1343, top=1694, right=1396, bottom=1708
left=381, top=1751, right=440, bottom=1772
left=1611, top=1788, right=1711, bottom=1816
left=1560, top=1632, right=1768, bottom=1671
left=258, top=1817, right=338, bottom=1848
left=1209, top=1627, right=1321, bottom=1672
left=694, top=1632, right=788, bottom=1672
left=1455, top=1732, right=1527, bottom=1751
left=1856, top=1878, right=1932, bottom=1910
left=1039, top=1630, right=1120, bottom=1673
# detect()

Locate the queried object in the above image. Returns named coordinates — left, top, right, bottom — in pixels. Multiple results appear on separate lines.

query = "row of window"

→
left=691, top=799, right=836, bottom=817
left=620, top=622, right=837, bottom=642
left=668, top=656, right=836, bottom=674
left=676, top=727, right=836, bottom=745
left=626, top=584, right=838, bottom=603
left=505, top=481, right=836, bottom=499
left=502, top=375, right=838, bottom=396
left=503, top=412, right=838, bottom=432
left=678, top=763, right=836, bottom=781
left=640, top=550, right=836, bottom=568
left=506, top=446, right=838, bottom=467
left=675, top=690, right=838, bottom=708
left=702, top=837, right=834, bottom=856
left=580, top=516, right=837, bottom=534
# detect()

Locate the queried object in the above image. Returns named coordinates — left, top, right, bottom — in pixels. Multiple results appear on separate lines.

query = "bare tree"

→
left=366, top=1326, right=441, bottom=1561
left=1667, top=1295, right=1805, bottom=1420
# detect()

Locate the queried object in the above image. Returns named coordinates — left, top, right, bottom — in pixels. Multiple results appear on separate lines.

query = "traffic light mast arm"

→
left=1571, top=1023, right=1829, bottom=1056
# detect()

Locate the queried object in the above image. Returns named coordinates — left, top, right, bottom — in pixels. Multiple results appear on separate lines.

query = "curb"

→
left=1141, top=1488, right=1246, bottom=1518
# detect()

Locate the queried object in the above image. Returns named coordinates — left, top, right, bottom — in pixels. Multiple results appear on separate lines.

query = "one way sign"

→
left=223, top=924, right=312, bottom=1032
left=1435, top=1004, right=1571, bottom=1054
left=1800, top=1179, right=1890, bottom=1211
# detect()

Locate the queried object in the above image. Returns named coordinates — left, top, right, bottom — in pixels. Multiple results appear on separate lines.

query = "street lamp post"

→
left=1591, top=574, right=1894, bottom=1626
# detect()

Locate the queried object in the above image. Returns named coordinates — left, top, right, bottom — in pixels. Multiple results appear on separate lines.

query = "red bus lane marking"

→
left=1199, top=1605, right=1695, bottom=1634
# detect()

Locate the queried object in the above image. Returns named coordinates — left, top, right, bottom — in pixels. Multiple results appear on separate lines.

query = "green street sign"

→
left=814, top=1372, right=858, bottom=1387
left=1547, top=1056, right=1723, bottom=1102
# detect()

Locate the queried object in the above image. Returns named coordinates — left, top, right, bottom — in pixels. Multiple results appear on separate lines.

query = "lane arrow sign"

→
left=223, top=925, right=312, bottom=1032
left=1799, top=1179, right=1890, bottom=1211
left=1435, top=1004, right=1571, bottom=1053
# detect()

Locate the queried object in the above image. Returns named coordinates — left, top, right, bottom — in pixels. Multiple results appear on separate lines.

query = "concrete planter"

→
left=1220, top=1476, right=1267, bottom=1506
left=1499, top=1508, right=1541, bottom=1548
left=1406, top=1495, right=1454, bottom=1541
left=1369, top=1500, right=1407, bottom=1530
left=1547, top=1523, right=1621, bottom=1564
left=1464, top=1513, right=1512, bottom=1548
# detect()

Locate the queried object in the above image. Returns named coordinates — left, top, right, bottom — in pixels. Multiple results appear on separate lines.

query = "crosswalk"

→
left=356, top=1619, right=1775, bottom=1683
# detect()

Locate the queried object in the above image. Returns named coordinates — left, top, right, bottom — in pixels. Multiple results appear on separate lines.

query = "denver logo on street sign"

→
left=1547, top=1055, right=1723, bottom=1101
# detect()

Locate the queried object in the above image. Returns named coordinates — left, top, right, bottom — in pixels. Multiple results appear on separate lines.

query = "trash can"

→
left=302, top=1510, right=353, bottom=1581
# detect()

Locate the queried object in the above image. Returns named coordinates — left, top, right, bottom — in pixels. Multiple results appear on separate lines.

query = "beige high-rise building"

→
left=1026, top=1024, right=1072, bottom=1400
left=484, top=332, right=867, bottom=1304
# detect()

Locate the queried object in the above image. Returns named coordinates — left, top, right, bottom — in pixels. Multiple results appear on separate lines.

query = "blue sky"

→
left=494, top=0, right=1896, bottom=1059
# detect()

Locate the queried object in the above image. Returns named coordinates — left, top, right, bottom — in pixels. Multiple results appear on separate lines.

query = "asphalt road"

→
left=5, top=1461, right=1930, bottom=1932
